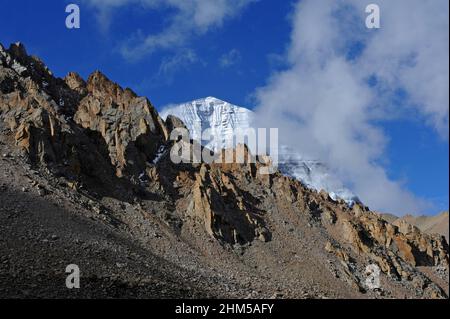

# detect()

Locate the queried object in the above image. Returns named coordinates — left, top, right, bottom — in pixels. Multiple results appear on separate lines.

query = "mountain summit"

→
left=161, top=97, right=253, bottom=151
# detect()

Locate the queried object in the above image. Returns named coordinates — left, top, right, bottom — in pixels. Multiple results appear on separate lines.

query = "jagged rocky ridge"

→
left=161, top=97, right=359, bottom=204
left=0, top=42, right=448, bottom=298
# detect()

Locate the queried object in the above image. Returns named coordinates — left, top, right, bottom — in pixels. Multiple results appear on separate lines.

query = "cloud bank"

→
left=253, top=0, right=449, bottom=215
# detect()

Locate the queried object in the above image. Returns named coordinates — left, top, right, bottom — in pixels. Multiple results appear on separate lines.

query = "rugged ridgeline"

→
left=382, top=212, right=449, bottom=242
left=161, top=97, right=359, bottom=204
left=0, top=43, right=448, bottom=299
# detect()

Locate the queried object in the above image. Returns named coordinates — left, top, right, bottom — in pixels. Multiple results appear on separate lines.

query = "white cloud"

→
left=130, top=49, right=204, bottom=91
left=219, top=49, right=242, bottom=68
left=253, top=0, right=448, bottom=215
left=85, top=0, right=257, bottom=59
left=157, top=49, right=202, bottom=82
left=353, top=0, right=449, bottom=138
left=159, top=49, right=198, bottom=74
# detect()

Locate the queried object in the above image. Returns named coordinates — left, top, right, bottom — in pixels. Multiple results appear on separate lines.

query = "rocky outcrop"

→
left=64, top=72, right=88, bottom=96
left=265, top=175, right=448, bottom=297
left=165, top=114, right=187, bottom=132
left=188, top=162, right=270, bottom=245
left=1, top=43, right=80, bottom=117
left=0, top=43, right=168, bottom=197
left=382, top=212, right=450, bottom=242
left=272, top=174, right=448, bottom=268
left=74, top=71, right=169, bottom=177
left=340, top=205, right=449, bottom=269
left=1, top=54, right=119, bottom=199
left=271, top=172, right=449, bottom=271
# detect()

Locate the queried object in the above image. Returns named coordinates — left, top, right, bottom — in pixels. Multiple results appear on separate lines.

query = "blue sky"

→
left=1, top=0, right=448, bottom=215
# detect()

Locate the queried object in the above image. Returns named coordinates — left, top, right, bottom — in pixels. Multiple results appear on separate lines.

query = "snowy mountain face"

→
left=161, top=97, right=359, bottom=205
left=161, top=97, right=253, bottom=151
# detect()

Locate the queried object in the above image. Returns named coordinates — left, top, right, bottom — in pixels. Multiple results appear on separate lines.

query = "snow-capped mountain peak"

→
left=161, top=97, right=253, bottom=151
left=161, top=97, right=359, bottom=205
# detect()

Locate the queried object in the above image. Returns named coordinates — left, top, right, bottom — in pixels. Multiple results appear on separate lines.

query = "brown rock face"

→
left=269, top=176, right=448, bottom=297
left=164, top=114, right=187, bottom=132
left=0, top=43, right=168, bottom=197
left=163, top=149, right=447, bottom=297
left=188, top=163, right=270, bottom=245
left=64, top=72, right=87, bottom=96
left=383, top=212, right=450, bottom=242
left=74, top=71, right=168, bottom=177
